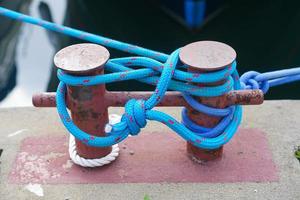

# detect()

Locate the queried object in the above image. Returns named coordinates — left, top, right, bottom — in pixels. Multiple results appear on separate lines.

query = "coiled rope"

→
left=68, top=114, right=121, bottom=167
left=1, top=7, right=300, bottom=166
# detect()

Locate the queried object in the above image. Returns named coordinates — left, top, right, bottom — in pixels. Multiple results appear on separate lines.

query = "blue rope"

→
left=56, top=49, right=241, bottom=149
left=0, top=7, right=168, bottom=62
left=1, top=7, right=299, bottom=150
left=58, top=58, right=236, bottom=97
left=240, top=68, right=300, bottom=93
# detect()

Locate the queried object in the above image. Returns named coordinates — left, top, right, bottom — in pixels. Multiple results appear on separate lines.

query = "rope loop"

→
left=240, top=71, right=270, bottom=93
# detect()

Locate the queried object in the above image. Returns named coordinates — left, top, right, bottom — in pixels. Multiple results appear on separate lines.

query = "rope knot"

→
left=240, top=71, right=269, bottom=93
left=123, top=99, right=147, bottom=136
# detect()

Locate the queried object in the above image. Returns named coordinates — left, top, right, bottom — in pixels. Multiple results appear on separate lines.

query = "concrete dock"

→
left=0, top=100, right=299, bottom=199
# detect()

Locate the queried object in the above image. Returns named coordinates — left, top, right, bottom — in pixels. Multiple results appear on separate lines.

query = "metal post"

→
left=54, top=43, right=111, bottom=159
left=179, top=41, right=238, bottom=162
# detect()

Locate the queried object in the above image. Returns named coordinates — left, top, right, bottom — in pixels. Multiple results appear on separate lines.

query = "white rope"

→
left=68, top=114, right=122, bottom=167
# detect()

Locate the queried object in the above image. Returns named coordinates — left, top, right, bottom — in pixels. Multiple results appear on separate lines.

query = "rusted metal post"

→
left=54, top=43, right=111, bottom=159
left=179, top=41, right=238, bottom=162
left=33, top=41, right=264, bottom=164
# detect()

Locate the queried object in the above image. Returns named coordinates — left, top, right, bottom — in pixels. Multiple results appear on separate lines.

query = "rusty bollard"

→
left=33, top=42, right=264, bottom=166
left=54, top=43, right=112, bottom=159
left=180, top=41, right=239, bottom=162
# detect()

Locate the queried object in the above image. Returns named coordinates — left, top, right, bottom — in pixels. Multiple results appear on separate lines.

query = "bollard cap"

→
left=179, top=41, right=236, bottom=71
left=54, top=43, right=110, bottom=74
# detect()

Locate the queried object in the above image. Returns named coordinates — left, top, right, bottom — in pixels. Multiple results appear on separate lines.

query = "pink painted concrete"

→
left=9, top=128, right=278, bottom=184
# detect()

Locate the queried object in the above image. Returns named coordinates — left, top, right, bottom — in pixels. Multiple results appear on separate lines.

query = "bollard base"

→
left=187, top=143, right=223, bottom=163
left=75, top=141, right=112, bottom=159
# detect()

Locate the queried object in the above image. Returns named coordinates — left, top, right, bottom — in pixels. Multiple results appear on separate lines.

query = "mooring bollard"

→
left=32, top=42, right=264, bottom=166
left=179, top=41, right=238, bottom=162
left=53, top=43, right=112, bottom=159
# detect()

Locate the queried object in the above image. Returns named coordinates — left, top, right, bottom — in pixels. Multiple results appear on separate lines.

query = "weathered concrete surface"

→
left=0, top=100, right=300, bottom=199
